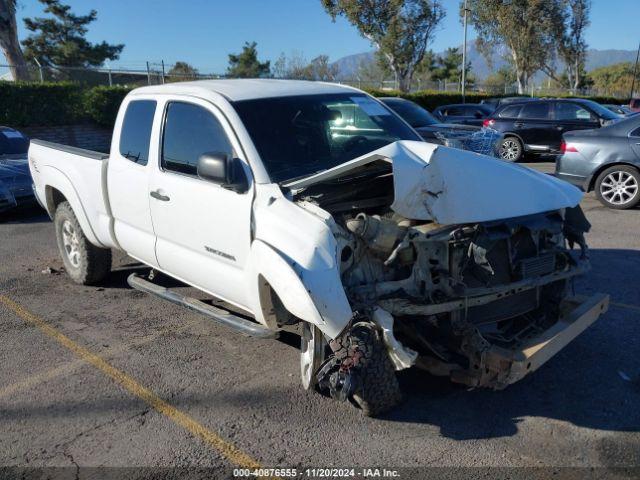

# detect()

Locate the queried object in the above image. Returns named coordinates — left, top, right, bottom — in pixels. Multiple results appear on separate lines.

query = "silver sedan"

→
left=555, top=115, right=640, bottom=209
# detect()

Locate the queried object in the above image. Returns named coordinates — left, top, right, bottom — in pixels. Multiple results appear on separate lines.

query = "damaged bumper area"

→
left=290, top=141, right=607, bottom=391
left=459, top=293, right=609, bottom=388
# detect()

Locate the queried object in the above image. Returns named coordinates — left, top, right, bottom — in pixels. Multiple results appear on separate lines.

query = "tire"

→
left=594, top=165, right=640, bottom=210
left=300, top=322, right=326, bottom=390
left=498, top=136, right=523, bottom=162
left=333, top=323, right=402, bottom=417
left=54, top=201, right=112, bottom=285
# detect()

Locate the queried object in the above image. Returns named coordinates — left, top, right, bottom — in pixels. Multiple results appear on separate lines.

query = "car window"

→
left=519, top=102, right=551, bottom=120
left=162, top=102, right=233, bottom=176
left=555, top=102, right=593, bottom=122
left=446, top=106, right=465, bottom=116
left=498, top=105, right=522, bottom=118
left=630, top=126, right=640, bottom=137
left=383, top=99, right=439, bottom=128
left=119, top=100, right=157, bottom=165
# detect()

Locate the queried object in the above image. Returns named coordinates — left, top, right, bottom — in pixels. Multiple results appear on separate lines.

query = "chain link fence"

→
left=0, top=62, right=632, bottom=99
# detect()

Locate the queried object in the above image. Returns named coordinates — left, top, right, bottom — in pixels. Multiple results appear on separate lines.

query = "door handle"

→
left=514, top=122, right=525, bottom=127
left=150, top=190, right=170, bottom=202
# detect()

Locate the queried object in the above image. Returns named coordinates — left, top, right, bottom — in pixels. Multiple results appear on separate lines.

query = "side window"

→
left=555, top=103, right=593, bottom=121
left=447, top=107, right=465, bottom=116
left=119, top=100, right=156, bottom=165
left=630, top=127, right=640, bottom=137
left=519, top=102, right=551, bottom=120
left=498, top=105, right=522, bottom=118
left=162, top=102, right=233, bottom=176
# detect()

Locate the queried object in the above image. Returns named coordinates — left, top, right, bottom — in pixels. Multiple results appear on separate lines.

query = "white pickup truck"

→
left=29, top=80, right=608, bottom=416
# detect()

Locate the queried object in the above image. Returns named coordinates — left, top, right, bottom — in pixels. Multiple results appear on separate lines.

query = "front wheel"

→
left=498, top=136, right=523, bottom=162
left=595, top=165, right=640, bottom=209
left=300, top=322, right=326, bottom=390
left=54, top=201, right=112, bottom=285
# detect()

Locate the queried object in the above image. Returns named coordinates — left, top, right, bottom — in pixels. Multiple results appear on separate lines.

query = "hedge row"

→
left=0, top=81, right=629, bottom=129
left=0, top=82, right=133, bottom=128
left=365, top=88, right=627, bottom=110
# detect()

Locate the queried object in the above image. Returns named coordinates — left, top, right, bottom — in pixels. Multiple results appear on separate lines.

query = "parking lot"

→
left=0, top=162, right=639, bottom=477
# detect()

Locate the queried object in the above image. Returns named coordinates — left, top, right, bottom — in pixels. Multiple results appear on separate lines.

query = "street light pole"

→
left=461, top=0, right=469, bottom=103
left=630, top=41, right=640, bottom=100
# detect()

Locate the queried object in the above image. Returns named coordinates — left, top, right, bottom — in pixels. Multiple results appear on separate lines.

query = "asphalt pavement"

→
left=0, top=162, right=638, bottom=479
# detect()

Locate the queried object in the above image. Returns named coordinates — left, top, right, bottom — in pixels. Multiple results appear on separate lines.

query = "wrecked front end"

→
left=289, top=141, right=608, bottom=392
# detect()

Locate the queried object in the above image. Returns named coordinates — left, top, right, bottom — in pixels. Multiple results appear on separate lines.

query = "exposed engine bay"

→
left=294, top=166, right=592, bottom=390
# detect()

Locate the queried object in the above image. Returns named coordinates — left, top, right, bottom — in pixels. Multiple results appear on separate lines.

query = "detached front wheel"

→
left=54, top=201, right=112, bottom=285
left=300, top=322, right=326, bottom=390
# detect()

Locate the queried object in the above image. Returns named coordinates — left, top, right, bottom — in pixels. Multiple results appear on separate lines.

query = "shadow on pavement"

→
left=0, top=205, right=48, bottom=224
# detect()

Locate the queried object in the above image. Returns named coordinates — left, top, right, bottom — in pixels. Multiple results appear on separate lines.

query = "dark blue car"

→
left=0, top=127, right=36, bottom=213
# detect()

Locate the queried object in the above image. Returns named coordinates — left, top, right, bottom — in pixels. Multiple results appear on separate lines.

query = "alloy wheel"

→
left=61, top=219, right=81, bottom=268
left=499, top=138, right=521, bottom=161
left=599, top=171, right=639, bottom=206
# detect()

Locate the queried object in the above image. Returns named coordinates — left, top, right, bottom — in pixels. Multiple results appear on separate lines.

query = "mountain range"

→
left=332, top=46, right=638, bottom=82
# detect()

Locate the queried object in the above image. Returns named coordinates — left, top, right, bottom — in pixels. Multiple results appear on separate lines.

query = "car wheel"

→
left=499, top=136, right=523, bottom=162
left=595, top=165, right=640, bottom=210
left=54, top=201, right=112, bottom=285
left=300, top=322, right=326, bottom=390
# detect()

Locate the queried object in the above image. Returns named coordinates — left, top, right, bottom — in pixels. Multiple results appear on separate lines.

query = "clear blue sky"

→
left=6, top=0, right=640, bottom=73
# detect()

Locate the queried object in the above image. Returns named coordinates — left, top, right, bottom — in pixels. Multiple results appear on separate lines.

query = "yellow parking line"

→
left=611, top=302, right=640, bottom=314
left=0, top=319, right=199, bottom=400
left=0, top=295, right=263, bottom=471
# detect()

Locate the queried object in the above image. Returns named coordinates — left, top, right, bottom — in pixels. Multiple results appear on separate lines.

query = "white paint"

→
left=286, top=140, right=583, bottom=224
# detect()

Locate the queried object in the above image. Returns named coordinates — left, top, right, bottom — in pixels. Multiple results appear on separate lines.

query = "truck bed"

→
left=29, top=139, right=117, bottom=249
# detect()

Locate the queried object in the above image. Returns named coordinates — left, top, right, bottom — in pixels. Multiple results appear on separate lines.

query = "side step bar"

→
left=127, top=273, right=276, bottom=338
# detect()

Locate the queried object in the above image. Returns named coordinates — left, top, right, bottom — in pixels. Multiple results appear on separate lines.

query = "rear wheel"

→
left=54, top=201, right=112, bottom=285
left=499, top=136, right=523, bottom=162
left=595, top=165, right=640, bottom=209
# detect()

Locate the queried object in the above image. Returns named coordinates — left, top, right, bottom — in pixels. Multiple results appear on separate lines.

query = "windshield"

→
left=233, top=93, right=420, bottom=183
left=381, top=98, right=439, bottom=128
left=0, top=128, right=29, bottom=156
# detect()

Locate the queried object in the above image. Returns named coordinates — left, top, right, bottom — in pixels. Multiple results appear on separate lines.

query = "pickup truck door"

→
left=148, top=98, right=254, bottom=310
left=107, top=98, right=160, bottom=267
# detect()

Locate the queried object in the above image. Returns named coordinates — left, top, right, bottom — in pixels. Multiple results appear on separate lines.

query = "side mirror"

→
left=197, top=152, right=249, bottom=193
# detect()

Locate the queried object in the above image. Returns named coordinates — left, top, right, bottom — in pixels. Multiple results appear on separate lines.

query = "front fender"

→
left=248, top=239, right=351, bottom=339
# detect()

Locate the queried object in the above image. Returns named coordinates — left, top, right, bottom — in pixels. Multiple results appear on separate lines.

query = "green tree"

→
left=430, top=47, right=472, bottom=85
left=558, top=0, right=591, bottom=92
left=483, top=65, right=517, bottom=94
left=465, top=0, right=563, bottom=94
left=226, top=41, right=270, bottom=78
left=167, top=61, right=199, bottom=81
left=22, top=0, right=124, bottom=67
left=0, top=0, right=29, bottom=80
left=589, top=62, right=634, bottom=97
left=321, top=0, right=446, bottom=92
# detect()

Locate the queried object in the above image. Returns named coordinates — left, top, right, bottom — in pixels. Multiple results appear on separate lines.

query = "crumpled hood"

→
left=285, top=140, right=582, bottom=224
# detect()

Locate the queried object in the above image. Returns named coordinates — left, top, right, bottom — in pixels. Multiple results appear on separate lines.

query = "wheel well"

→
left=502, top=133, right=524, bottom=146
left=587, top=162, right=640, bottom=192
left=44, top=186, right=67, bottom=216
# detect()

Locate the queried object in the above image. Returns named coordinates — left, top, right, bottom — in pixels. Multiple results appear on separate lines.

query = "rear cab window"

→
left=119, top=100, right=157, bottom=165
